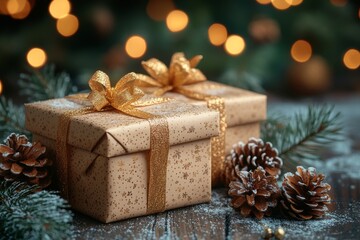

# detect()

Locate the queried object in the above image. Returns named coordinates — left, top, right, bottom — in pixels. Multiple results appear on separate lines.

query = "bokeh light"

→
left=343, top=49, right=360, bottom=70
left=0, top=80, right=3, bottom=95
left=56, top=14, right=79, bottom=37
left=49, top=0, right=71, bottom=19
left=11, top=0, right=31, bottom=19
left=0, top=1, right=8, bottom=15
left=125, top=35, right=147, bottom=58
left=271, top=0, right=291, bottom=10
left=208, top=23, right=228, bottom=46
left=291, top=40, right=312, bottom=63
left=249, top=18, right=280, bottom=43
left=166, top=10, right=189, bottom=32
left=256, top=0, right=271, bottom=4
left=224, top=35, right=246, bottom=56
left=27, top=48, right=47, bottom=68
left=330, top=0, right=347, bottom=7
left=146, top=0, right=175, bottom=21
left=291, top=0, right=303, bottom=6
left=6, top=0, right=27, bottom=15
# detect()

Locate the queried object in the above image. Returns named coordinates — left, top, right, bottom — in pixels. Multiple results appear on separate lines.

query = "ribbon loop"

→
left=142, top=58, right=169, bottom=86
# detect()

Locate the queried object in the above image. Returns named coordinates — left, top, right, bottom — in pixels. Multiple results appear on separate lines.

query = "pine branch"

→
left=18, top=64, right=77, bottom=102
left=0, top=96, right=29, bottom=140
left=0, top=181, right=73, bottom=240
left=261, top=105, right=342, bottom=171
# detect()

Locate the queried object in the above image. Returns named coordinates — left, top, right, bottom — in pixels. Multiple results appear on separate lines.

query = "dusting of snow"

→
left=228, top=203, right=358, bottom=239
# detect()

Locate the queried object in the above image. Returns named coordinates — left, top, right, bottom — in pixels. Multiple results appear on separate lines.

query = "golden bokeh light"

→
left=11, top=0, right=31, bottom=19
left=166, top=10, right=189, bottom=32
left=6, top=0, right=27, bottom=15
left=343, top=49, right=360, bottom=70
left=27, top=48, right=47, bottom=68
left=290, top=0, right=303, bottom=6
left=224, top=35, right=246, bottom=56
left=291, top=40, right=312, bottom=63
left=0, top=80, right=3, bottom=95
left=271, top=0, right=291, bottom=10
left=49, top=0, right=71, bottom=19
left=208, top=23, right=228, bottom=46
left=56, top=14, right=79, bottom=37
left=125, top=35, right=147, bottom=58
left=256, top=0, right=271, bottom=4
left=146, top=0, right=175, bottom=21
left=330, top=0, right=347, bottom=7
left=0, top=1, right=8, bottom=15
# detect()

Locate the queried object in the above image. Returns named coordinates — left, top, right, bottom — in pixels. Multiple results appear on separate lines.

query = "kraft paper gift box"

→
left=25, top=96, right=219, bottom=223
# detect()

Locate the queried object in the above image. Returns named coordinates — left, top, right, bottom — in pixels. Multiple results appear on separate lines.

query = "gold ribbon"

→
left=139, top=52, right=227, bottom=186
left=57, top=70, right=170, bottom=214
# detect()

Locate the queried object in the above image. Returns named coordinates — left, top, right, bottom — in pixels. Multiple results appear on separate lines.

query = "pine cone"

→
left=228, top=167, right=280, bottom=219
left=280, top=166, right=331, bottom=220
left=224, top=138, right=283, bottom=185
left=0, top=133, right=52, bottom=189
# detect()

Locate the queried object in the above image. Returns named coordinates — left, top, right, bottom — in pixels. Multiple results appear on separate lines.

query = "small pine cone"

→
left=280, top=166, right=331, bottom=220
left=228, top=167, right=280, bottom=219
left=224, top=138, right=283, bottom=185
left=0, top=133, right=52, bottom=189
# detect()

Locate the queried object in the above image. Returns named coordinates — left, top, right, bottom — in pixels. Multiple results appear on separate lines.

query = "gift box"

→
left=25, top=73, right=219, bottom=223
left=139, top=53, right=267, bottom=186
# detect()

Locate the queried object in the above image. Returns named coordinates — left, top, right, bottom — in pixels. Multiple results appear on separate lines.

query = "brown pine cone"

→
left=280, top=166, right=331, bottom=220
left=228, top=166, right=280, bottom=219
left=224, top=138, right=283, bottom=186
left=0, top=133, right=52, bottom=189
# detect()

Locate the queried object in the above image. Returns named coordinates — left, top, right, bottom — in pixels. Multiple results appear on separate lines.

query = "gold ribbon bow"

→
left=88, top=70, right=166, bottom=119
left=140, top=52, right=207, bottom=96
left=139, top=52, right=227, bottom=186
left=57, top=70, right=170, bottom=214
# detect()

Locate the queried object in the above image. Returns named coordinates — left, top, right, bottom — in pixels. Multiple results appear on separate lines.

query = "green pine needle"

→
left=0, top=181, right=73, bottom=240
left=261, top=105, right=342, bottom=172
left=0, top=96, right=29, bottom=140
left=19, top=64, right=77, bottom=102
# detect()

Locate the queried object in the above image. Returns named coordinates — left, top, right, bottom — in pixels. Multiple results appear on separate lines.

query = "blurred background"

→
left=0, top=0, right=359, bottom=100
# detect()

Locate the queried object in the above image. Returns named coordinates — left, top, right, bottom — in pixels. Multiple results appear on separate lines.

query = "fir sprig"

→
left=0, top=181, right=73, bottom=240
left=0, top=96, right=29, bottom=140
left=261, top=105, right=342, bottom=171
left=19, top=64, right=77, bottom=102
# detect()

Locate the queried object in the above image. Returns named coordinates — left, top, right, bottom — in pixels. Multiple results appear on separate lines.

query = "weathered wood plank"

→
left=73, top=212, right=156, bottom=239
left=163, top=190, right=230, bottom=240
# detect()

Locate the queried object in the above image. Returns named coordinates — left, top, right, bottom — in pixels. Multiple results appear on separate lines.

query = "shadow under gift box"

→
left=25, top=97, right=219, bottom=223
left=156, top=81, right=267, bottom=185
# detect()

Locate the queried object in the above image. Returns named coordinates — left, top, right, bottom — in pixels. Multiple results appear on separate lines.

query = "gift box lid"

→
left=163, top=81, right=267, bottom=127
left=25, top=97, right=219, bottom=158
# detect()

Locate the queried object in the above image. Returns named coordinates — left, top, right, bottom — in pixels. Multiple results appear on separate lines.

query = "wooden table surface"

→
left=73, top=94, right=360, bottom=240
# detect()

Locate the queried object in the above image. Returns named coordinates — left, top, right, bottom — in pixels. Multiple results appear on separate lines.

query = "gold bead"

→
left=261, top=226, right=274, bottom=239
left=274, top=227, right=285, bottom=240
